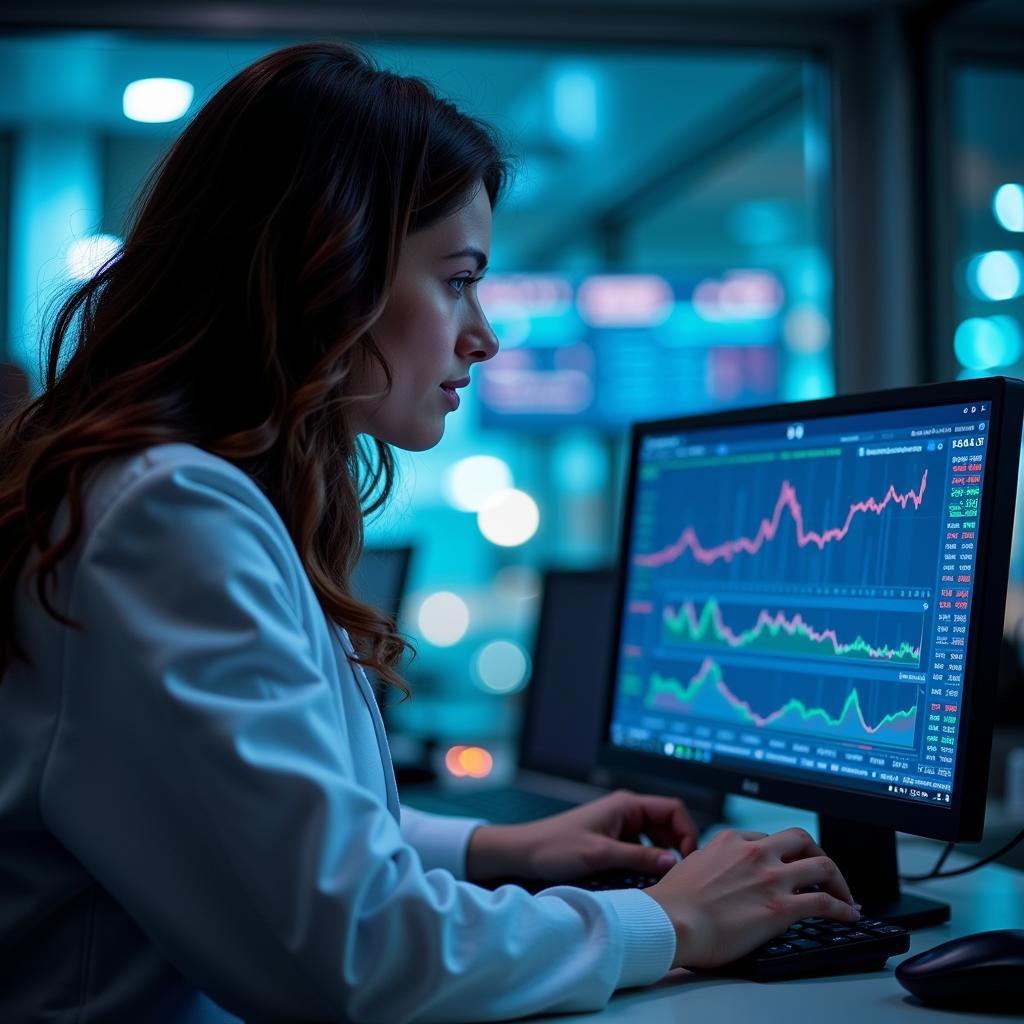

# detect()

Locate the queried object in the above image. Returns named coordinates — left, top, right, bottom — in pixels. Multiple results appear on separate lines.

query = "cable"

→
left=900, top=841, right=955, bottom=882
left=900, top=825, right=1024, bottom=882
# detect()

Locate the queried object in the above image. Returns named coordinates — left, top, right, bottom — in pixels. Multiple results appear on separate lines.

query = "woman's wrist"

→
left=465, top=823, right=534, bottom=883
left=645, top=881, right=695, bottom=969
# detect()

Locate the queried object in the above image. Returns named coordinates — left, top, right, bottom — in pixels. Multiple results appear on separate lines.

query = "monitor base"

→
left=818, top=816, right=951, bottom=931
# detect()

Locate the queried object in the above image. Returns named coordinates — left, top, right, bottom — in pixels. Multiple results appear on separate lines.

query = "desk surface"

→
left=529, top=798, right=1024, bottom=1024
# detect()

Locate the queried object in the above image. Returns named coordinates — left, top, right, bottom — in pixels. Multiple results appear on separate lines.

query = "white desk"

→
left=529, top=798, right=1024, bottom=1024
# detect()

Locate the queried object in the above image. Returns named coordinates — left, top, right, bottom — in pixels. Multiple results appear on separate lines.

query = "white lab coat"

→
left=0, top=443, right=674, bottom=1023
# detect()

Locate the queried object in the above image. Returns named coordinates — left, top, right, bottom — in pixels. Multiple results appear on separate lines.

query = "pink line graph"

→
left=635, top=470, right=929, bottom=568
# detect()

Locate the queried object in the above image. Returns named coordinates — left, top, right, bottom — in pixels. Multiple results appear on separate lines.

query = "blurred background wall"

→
left=0, top=0, right=1021, bottom=779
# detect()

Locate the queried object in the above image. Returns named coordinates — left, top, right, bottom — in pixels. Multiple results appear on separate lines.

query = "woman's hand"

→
left=465, top=789, right=699, bottom=885
left=644, top=827, right=860, bottom=969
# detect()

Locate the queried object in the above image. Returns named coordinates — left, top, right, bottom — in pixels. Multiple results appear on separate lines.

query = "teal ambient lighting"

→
left=122, top=78, right=195, bottom=123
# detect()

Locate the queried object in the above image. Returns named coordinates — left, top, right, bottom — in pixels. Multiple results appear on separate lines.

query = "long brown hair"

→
left=0, top=42, right=508, bottom=694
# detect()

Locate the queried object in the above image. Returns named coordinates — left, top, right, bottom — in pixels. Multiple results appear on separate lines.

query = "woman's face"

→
left=353, top=184, right=498, bottom=451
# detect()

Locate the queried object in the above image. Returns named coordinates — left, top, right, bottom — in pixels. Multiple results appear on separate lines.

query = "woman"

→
left=0, top=42, right=858, bottom=1023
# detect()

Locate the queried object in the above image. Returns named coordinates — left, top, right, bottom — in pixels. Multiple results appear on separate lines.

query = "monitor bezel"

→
left=598, top=377, right=1023, bottom=843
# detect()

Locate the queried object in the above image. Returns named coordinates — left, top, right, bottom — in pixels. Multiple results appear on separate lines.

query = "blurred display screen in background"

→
left=478, top=270, right=782, bottom=429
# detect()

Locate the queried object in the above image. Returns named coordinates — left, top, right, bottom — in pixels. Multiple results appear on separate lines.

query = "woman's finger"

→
left=784, top=889, right=861, bottom=925
left=781, top=855, right=854, bottom=905
left=592, top=838, right=678, bottom=876
left=628, top=795, right=700, bottom=855
left=760, top=827, right=827, bottom=863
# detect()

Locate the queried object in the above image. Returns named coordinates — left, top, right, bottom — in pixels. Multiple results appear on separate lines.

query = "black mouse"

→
left=895, top=929, right=1024, bottom=1012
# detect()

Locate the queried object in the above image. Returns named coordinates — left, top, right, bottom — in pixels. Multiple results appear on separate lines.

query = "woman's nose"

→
left=459, top=309, right=499, bottom=363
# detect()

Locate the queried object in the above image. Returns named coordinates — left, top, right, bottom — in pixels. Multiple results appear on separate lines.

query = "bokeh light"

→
left=782, top=304, right=831, bottom=354
left=66, top=233, right=121, bottom=281
left=953, top=316, right=1023, bottom=370
left=472, top=640, right=531, bottom=693
left=444, top=745, right=494, bottom=778
left=991, top=316, right=1024, bottom=365
left=417, top=591, right=470, bottom=646
left=442, top=455, right=514, bottom=512
left=477, top=489, right=540, bottom=547
left=122, top=78, right=194, bottom=123
left=968, top=250, right=1023, bottom=301
left=993, top=184, right=1024, bottom=233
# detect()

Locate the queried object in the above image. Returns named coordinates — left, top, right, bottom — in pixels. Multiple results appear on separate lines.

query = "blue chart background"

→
left=621, top=443, right=951, bottom=751
left=631, top=446, right=949, bottom=591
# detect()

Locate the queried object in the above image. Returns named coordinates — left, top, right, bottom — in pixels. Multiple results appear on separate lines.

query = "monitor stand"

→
left=818, top=816, right=950, bottom=930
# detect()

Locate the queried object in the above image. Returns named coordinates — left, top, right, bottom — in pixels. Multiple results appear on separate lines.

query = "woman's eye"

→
left=449, top=275, right=482, bottom=296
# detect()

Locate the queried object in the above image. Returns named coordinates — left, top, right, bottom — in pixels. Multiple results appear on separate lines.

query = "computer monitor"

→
left=601, top=377, right=1024, bottom=928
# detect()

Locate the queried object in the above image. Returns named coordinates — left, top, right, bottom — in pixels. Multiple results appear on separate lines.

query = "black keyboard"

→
left=573, top=871, right=910, bottom=980
left=721, top=917, right=910, bottom=981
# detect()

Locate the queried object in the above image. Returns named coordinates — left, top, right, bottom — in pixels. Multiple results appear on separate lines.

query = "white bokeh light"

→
left=969, top=250, right=1023, bottom=301
left=123, top=78, right=195, bottom=123
left=66, top=234, right=122, bottom=281
left=442, top=455, right=513, bottom=512
left=417, top=591, right=470, bottom=647
left=477, top=489, right=540, bottom=547
left=473, top=640, right=530, bottom=693
left=994, top=184, right=1024, bottom=233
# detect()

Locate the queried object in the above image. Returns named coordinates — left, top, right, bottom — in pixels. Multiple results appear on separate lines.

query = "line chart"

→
left=635, top=470, right=929, bottom=569
left=661, top=598, right=923, bottom=665
left=646, top=657, right=918, bottom=745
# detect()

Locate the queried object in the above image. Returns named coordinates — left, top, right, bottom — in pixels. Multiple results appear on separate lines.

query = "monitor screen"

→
left=608, top=396, right=1000, bottom=814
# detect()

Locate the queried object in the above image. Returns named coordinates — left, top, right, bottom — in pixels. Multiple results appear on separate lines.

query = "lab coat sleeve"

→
left=39, top=457, right=676, bottom=1024
left=399, top=806, right=486, bottom=878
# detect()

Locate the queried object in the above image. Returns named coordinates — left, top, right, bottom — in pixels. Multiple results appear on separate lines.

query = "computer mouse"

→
left=895, top=929, right=1024, bottom=1012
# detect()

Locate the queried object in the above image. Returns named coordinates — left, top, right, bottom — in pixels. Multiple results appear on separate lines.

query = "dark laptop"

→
left=402, top=568, right=723, bottom=829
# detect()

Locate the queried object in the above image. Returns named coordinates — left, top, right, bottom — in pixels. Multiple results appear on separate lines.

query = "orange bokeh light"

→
left=444, top=745, right=494, bottom=779
left=445, top=745, right=468, bottom=777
